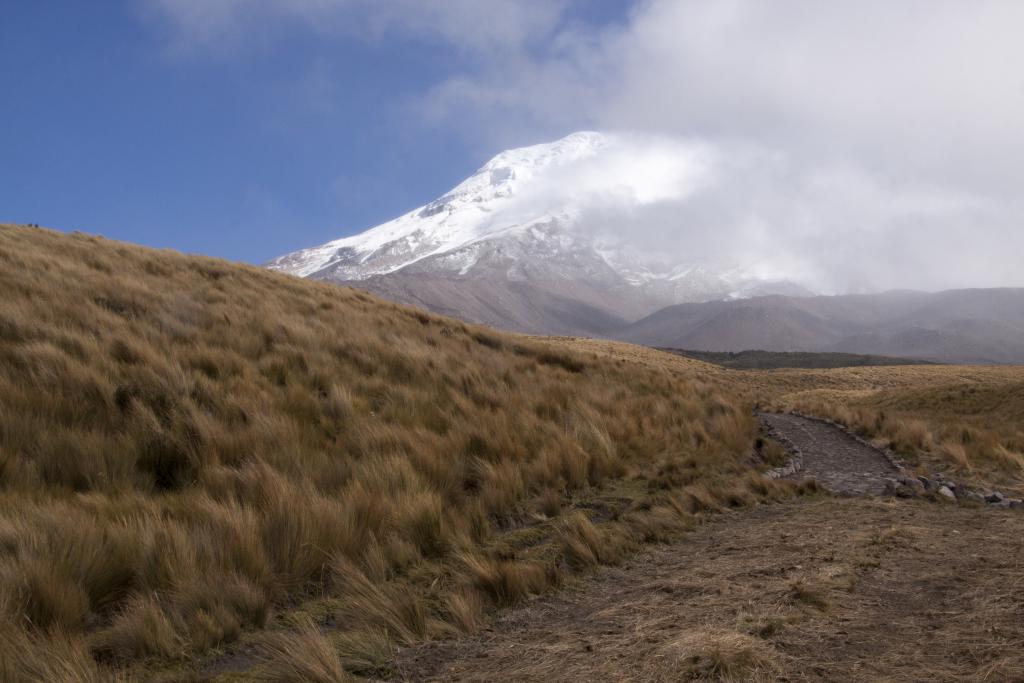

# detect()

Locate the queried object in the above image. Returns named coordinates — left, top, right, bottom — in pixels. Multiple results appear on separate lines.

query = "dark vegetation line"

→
left=659, top=348, right=939, bottom=370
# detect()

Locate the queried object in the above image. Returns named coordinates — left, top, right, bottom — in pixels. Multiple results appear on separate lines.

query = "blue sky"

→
left=3, top=1, right=1023, bottom=292
left=0, top=1, right=630, bottom=263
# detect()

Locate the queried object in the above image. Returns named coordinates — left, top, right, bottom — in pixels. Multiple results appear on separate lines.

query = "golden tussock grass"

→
left=0, top=625, right=124, bottom=683
left=0, top=225, right=766, bottom=678
left=557, top=510, right=632, bottom=571
left=655, top=628, right=783, bottom=682
left=256, top=616, right=349, bottom=682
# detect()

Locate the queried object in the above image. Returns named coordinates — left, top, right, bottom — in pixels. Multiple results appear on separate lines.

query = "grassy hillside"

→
left=0, top=225, right=788, bottom=680
left=557, top=341, right=1024, bottom=496
left=658, top=348, right=938, bottom=370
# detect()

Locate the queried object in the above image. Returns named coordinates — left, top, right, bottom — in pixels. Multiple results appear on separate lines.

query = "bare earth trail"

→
left=389, top=416, right=1024, bottom=682
left=759, top=412, right=900, bottom=495
left=390, top=499, right=1024, bottom=682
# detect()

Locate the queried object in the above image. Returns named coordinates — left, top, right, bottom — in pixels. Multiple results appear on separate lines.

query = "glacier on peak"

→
left=267, top=131, right=810, bottom=324
left=267, top=133, right=613, bottom=279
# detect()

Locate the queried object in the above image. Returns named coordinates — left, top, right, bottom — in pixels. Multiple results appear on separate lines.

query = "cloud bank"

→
left=148, top=0, right=1024, bottom=293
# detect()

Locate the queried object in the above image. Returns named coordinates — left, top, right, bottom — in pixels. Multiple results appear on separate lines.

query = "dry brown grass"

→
left=0, top=225, right=769, bottom=678
left=756, top=437, right=790, bottom=468
left=557, top=510, right=631, bottom=571
left=256, top=616, right=349, bottom=682
left=656, top=628, right=784, bottom=682
left=0, top=625, right=121, bottom=683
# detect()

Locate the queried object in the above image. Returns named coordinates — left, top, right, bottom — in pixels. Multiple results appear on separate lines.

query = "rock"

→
left=937, top=486, right=956, bottom=499
left=1009, top=500, right=1023, bottom=509
left=986, top=492, right=1005, bottom=503
left=964, top=491, right=986, bottom=504
left=886, top=476, right=925, bottom=498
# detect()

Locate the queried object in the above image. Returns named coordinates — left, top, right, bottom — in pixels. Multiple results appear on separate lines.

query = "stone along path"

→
left=759, top=412, right=899, bottom=496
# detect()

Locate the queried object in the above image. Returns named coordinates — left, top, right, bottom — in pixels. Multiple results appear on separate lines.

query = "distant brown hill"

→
left=614, top=289, right=1024, bottom=364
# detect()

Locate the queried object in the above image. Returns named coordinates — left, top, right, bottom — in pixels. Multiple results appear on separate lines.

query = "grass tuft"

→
left=658, top=628, right=783, bottom=681
left=257, top=616, right=349, bottom=683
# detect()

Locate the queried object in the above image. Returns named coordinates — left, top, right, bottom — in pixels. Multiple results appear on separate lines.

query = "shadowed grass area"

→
left=0, top=225, right=779, bottom=679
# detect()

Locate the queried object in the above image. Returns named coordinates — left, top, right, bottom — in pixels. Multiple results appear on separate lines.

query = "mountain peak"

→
left=267, top=132, right=810, bottom=333
left=442, top=131, right=610, bottom=206
left=482, top=131, right=608, bottom=173
left=267, top=132, right=612, bottom=279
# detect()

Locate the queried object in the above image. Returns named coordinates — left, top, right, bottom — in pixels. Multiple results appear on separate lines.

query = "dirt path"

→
left=390, top=499, right=1024, bottom=682
left=759, top=412, right=899, bottom=495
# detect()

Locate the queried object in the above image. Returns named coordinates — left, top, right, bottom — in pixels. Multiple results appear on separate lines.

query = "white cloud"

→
left=145, top=0, right=1024, bottom=292
left=532, top=134, right=715, bottom=207
left=414, top=0, right=1024, bottom=292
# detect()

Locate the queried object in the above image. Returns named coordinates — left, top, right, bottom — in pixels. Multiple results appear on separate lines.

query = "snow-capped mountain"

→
left=270, top=132, right=608, bottom=280
left=268, top=132, right=809, bottom=335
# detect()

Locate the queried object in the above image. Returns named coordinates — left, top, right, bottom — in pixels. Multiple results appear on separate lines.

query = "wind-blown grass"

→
left=0, top=225, right=773, bottom=678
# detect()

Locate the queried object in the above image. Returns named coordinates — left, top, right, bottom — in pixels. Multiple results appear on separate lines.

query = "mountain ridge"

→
left=614, top=287, right=1024, bottom=363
